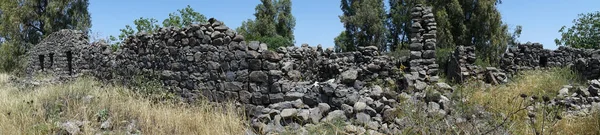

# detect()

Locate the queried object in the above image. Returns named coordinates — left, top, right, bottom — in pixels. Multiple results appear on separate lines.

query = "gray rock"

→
left=435, top=82, right=453, bottom=90
left=410, top=51, right=422, bottom=59
left=100, top=118, right=112, bottom=130
left=298, top=109, right=310, bottom=122
left=309, top=108, right=323, bottom=123
left=371, top=85, right=383, bottom=98
left=354, top=102, right=367, bottom=112
left=262, top=50, right=282, bottom=62
left=249, top=71, right=268, bottom=83
left=341, top=69, right=359, bottom=83
left=342, top=104, right=354, bottom=114
left=318, top=103, right=331, bottom=113
left=281, top=109, right=298, bottom=118
left=323, top=110, right=347, bottom=122
left=415, top=81, right=427, bottom=91
left=409, top=43, right=423, bottom=51
left=285, top=92, right=304, bottom=101
left=59, top=120, right=85, bottom=135
left=233, top=35, right=245, bottom=42
left=355, top=112, right=371, bottom=124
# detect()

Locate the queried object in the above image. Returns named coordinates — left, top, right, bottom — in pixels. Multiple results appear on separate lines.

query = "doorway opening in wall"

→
left=66, top=51, right=73, bottom=75
left=38, top=55, right=45, bottom=71
left=540, top=56, right=548, bottom=67
left=49, top=53, right=54, bottom=68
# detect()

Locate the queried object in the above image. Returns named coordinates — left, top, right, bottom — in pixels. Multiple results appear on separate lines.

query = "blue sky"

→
left=90, top=0, right=600, bottom=50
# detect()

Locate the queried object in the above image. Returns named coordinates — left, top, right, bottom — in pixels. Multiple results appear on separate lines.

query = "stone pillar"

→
left=406, top=4, right=439, bottom=90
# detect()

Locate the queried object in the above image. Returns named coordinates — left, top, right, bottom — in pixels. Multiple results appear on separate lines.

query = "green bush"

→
left=0, top=41, right=27, bottom=75
left=435, top=47, right=454, bottom=77
left=257, top=35, right=293, bottom=50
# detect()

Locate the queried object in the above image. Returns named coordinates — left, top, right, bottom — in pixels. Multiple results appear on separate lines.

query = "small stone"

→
left=323, top=110, right=347, bottom=122
left=355, top=112, right=371, bottom=124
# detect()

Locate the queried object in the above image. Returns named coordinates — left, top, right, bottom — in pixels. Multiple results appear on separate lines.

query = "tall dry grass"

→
left=460, top=68, right=594, bottom=134
left=0, top=74, right=247, bottom=135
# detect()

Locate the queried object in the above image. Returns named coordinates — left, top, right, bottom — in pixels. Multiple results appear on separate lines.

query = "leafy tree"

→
left=426, top=0, right=508, bottom=66
left=0, top=0, right=91, bottom=73
left=236, top=0, right=295, bottom=50
left=0, top=0, right=91, bottom=44
left=508, top=25, right=522, bottom=47
left=163, top=5, right=207, bottom=28
left=387, top=0, right=424, bottom=51
left=334, top=31, right=350, bottom=52
left=555, top=11, right=600, bottom=49
left=337, top=0, right=387, bottom=52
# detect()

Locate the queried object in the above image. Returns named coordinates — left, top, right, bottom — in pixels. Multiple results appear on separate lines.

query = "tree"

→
left=555, top=11, right=600, bottom=49
left=163, top=5, right=207, bottom=28
left=334, top=31, right=351, bottom=52
left=426, top=0, right=508, bottom=66
left=236, top=0, right=295, bottom=50
left=387, top=0, right=424, bottom=51
left=336, top=0, right=387, bottom=52
left=0, top=0, right=91, bottom=44
left=0, top=0, right=91, bottom=73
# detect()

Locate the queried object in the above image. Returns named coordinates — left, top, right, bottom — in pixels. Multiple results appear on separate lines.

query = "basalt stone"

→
left=249, top=71, right=268, bottom=83
left=341, top=69, right=358, bottom=84
left=409, top=43, right=423, bottom=51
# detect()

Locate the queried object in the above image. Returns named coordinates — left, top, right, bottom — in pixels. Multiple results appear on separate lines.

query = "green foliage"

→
left=0, top=0, right=91, bottom=73
left=257, top=35, right=292, bottom=50
left=162, top=5, right=207, bottom=28
left=0, top=0, right=91, bottom=44
left=236, top=0, right=295, bottom=50
left=334, top=31, right=352, bottom=52
left=387, top=0, right=424, bottom=51
left=555, top=11, right=600, bottom=49
left=0, top=41, right=27, bottom=74
left=337, top=0, right=387, bottom=52
left=435, top=47, right=454, bottom=76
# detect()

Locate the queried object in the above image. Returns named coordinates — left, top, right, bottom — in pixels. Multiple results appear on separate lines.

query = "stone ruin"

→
left=405, top=5, right=440, bottom=90
left=26, top=30, right=89, bottom=78
left=22, top=4, right=600, bottom=134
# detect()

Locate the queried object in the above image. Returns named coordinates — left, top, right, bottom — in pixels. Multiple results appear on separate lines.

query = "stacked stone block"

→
left=406, top=4, right=439, bottom=90
left=447, top=45, right=479, bottom=83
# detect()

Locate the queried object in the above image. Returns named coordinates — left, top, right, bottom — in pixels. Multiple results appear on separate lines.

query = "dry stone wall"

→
left=405, top=4, right=439, bottom=91
left=500, top=42, right=600, bottom=79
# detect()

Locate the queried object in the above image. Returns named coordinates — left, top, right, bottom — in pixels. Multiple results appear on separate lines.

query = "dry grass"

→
left=0, top=74, right=247, bottom=135
left=553, top=112, right=600, bottom=135
left=460, top=68, right=595, bottom=134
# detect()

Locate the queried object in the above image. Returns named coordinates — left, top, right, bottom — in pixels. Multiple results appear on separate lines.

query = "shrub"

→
left=257, top=35, right=293, bottom=50
left=0, top=41, right=28, bottom=74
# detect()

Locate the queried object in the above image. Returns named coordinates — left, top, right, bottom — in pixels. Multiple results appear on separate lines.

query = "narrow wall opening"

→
left=66, top=51, right=73, bottom=75
left=38, top=55, right=45, bottom=71
left=49, top=53, right=54, bottom=68
left=540, top=56, right=548, bottom=67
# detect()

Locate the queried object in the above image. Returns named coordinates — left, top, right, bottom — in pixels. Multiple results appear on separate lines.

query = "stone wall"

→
left=500, top=42, right=600, bottom=79
left=405, top=4, right=439, bottom=91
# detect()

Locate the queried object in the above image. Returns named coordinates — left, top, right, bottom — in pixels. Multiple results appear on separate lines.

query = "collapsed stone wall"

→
left=500, top=42, right=600, bottom=79
left=446, top=44, right=508, bottom=84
